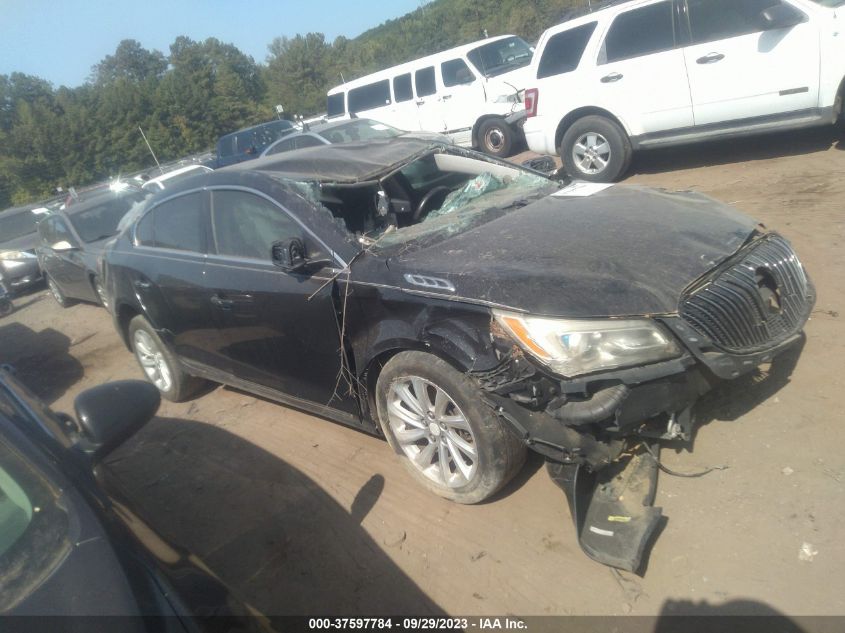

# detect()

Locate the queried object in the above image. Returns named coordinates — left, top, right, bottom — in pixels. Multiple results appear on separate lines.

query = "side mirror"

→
left=758, top=4, right=805, bottom=30
left=52, top=240, right=79, bottom=252
left=272, top=237, right=307, bottom=272
left=73, top=381, right=160, bottom=460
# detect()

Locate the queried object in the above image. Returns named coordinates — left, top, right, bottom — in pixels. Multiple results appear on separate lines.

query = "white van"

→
left=326, top=35, right=535, bottom=157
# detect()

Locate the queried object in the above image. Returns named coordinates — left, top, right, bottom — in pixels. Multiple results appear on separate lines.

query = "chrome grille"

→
left=680, top=235, right=813, bottom=354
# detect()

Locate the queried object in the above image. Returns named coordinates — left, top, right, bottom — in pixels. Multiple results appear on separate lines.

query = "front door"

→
left=682, top=0, right=820, bottom=126
left=39, top=216, right=90, bottom=300
left=204, top=188, right=358, bottom=416
left=438, top=58, right=486, bottom=144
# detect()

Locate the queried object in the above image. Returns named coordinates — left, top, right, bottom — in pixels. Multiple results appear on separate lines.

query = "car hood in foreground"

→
left=379, top=185, right=762, bottom=317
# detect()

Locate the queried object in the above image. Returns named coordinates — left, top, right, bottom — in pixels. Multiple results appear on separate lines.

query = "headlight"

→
left=493, top=310, right=681, bottom=377
left=0, top=250, right=35, bottom=261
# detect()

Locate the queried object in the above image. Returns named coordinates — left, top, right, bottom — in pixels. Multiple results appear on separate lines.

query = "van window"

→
left=393, top=73, right=413, bottom=102
left=327, top=93, right=345, bottom=117
left=687, top=0, right=794, bottom=44
left=415, top=67, right=437, bottom=98
left=348, top=80, right=391, bottom=114
left=537, top=22, right=598, bottom=79
left=604, top=1, right=676, bottom=63
left=466, top=36, right=533, bottom=78
left=441, top=59, right=475, bottom=87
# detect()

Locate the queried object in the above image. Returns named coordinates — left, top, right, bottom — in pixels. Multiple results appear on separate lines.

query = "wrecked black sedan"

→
left=102, top=138, right=814, bottom=571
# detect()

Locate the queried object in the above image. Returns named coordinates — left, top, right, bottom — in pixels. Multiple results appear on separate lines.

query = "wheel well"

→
left=555, top=107, right=629, bottom=153
left=361, top=345, right=466, bottom=430
left=835, top=75, right=845, bottom=121
left=116, top=303, right=140, bottom=350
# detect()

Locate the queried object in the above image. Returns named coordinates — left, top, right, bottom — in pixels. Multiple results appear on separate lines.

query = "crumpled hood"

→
left=384, top=185, right=761, bottom=317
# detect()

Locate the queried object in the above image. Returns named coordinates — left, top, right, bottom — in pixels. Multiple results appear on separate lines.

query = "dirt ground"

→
left=2, top=126, right=843, bottom=620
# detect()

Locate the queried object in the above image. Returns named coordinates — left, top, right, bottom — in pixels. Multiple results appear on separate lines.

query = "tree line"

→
left=0, top=0, right=581, bottom=209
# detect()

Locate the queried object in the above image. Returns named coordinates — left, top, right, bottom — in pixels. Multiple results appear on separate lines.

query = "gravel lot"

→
left=2, top=126, right=843, bottom=619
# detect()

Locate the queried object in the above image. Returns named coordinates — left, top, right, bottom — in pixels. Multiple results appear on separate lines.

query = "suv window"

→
left=135, top=193, right=204, bottom=253
left=415, top=67, right=437, bottom=97
left=348, top=80, right=391, bottom=113
left=687, top=0, right=791, bottom=44
left=604, top=1, right=676, bottom=63
left=327, top=93, right=345, bottom=117
left=441, top=59, right=475, bottom=87
left=537, top=22, right=598, bottom=79
left=393, top=73, right=413, bottom=102
left=211, top=191, right=301, bottom=261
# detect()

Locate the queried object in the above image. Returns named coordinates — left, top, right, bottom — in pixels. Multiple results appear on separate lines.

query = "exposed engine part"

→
left=547, top=384, right=629, bottom=427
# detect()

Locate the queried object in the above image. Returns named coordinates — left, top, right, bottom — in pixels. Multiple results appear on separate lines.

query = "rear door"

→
left=204, top=188, right=358, bottom=415
left=130, top=191, right=223, bottom=368
left=389, top=72, right=424, bottom=131
left=589, top=0, right=694, bottom=135
left=682, top=0, right=819, bottom=125
left=414, top=66, right=447, bottom=133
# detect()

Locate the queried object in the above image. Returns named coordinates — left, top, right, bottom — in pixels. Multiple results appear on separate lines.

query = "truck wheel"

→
left=478, top=118, right=515, bottom=157
left=128, top=315, right=208, bottom=402
left=375, top=351, right=526, bottom=504
left=561, top=115, right=632, bottom=182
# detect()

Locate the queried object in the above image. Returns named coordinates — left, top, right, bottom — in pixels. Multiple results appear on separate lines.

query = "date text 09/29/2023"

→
left=307, top=617, right=528, bottom=630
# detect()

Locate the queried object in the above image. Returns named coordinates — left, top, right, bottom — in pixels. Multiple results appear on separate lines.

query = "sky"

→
left=0, top=0, right=426, bottom=88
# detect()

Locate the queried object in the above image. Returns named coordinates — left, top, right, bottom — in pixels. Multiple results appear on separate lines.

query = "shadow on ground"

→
left=629, top=126, right=845, bottom=177
left=0, top=321, right=84, bottom=404
left=103, top=417, right=445, bottom=616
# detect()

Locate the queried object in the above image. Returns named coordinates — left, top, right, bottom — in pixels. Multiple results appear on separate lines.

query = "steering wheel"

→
left=413, top=186, right=452, bottom=223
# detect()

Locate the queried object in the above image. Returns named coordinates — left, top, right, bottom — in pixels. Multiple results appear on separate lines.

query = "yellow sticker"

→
left=608, top=515, right=632, bottom=523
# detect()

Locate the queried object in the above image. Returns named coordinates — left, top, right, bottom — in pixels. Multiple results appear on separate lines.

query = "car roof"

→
left=145, top=164, right=211, bottom=185
left=62, top=186, right=148, bottom=216
left=328, top=34, right=519, bottom=94
left=229, top=137, right=437, bottom=184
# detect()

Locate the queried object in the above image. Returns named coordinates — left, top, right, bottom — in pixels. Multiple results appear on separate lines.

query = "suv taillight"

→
left=524, top=88, right=538, bottom=118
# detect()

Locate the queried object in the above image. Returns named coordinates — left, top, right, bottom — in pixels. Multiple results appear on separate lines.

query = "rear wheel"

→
left=128, top=315, right=208, bottom=402
left=478, top=118, right=515, bottom=158
left=560, top=115, right=632, bottom=182
left=46, top=276, right=74, bottom=308
left=375, top=351, right=526, bottom=504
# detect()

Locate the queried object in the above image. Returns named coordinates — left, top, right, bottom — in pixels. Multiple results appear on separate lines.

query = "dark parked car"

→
left=0, top=204, right=49, bottom=293
left=260, top=118, right=450, bottom=157
left=215, top=119, right=296, bottom=168
left=103, top=138, right=814, bottom=570
left=0, top=368, right=262, bottom=626
left=37, top=185, right=150, bottom=309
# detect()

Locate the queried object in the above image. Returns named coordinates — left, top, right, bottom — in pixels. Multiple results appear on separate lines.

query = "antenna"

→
left=138, top=126, right=163, bottom=174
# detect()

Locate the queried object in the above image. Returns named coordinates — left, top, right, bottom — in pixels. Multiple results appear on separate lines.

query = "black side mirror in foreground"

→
left=73, top=381, right=160, bottom=460
left=272, top=237, right=308, bottom=272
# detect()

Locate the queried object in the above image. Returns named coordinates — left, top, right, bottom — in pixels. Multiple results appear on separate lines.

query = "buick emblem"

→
left=755, top=267, right=782, bottom=316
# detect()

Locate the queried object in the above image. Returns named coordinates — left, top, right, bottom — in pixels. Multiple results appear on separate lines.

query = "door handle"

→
left=134, top=279, right=152, bottom=290
left=696, top=52, right=725, bottom=64
left=210, top=294, right=234, bottom=309
left=441, top=94, right=452, bottom=100
left=600, top=72, right=623, bottom=83
left=415, top=99, right=425, bottom=105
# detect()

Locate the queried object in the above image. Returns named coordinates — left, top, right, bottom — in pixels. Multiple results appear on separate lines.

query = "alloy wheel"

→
left=572, top=132, right=611, bottom=175
left=386, top=376, right=478, bottom=488
left=484, top=127, right=506, bottom=153
left=94, top=278, right=108, bottom=309
left=133, top=329, right=173, bottom=392
left=47, top=278, right=63, bottom=303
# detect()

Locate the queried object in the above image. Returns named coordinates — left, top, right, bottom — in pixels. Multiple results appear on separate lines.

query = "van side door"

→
left=414, top=66, right=447, bottom=133
left=438, top=58, right=486, bottom=145
left=681, top=0, right=820, bottom=126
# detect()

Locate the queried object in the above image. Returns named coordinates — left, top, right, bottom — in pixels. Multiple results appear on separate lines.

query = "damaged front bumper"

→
left=472, top=318, right=808, bottom=572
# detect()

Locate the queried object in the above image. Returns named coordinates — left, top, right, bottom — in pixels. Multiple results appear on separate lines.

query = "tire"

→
left=0, top=298, right=13, bottom=317
left=560, top=115, right=632, bottom=183
left=92, top=276, right=109, bottom=309
left=375, top=351, right=526, bottom=504
left=477, top=118, right=515, bottom=158
left=128, top=315, right=208, bottom=402
left=46, top=275, right=75, bottom=308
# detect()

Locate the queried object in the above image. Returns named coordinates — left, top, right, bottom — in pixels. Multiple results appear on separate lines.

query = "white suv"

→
left=523, top=0, right=845, bottom=181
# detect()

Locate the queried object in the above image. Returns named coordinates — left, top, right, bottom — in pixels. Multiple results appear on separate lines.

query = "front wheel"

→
left=560, top=115, right=632, bottom=182
left=375, top=351, right=526, bottom=504
left=128, top=315, right=208, bottom=402
left=477, top=118, right=515, bottom=158
left=46, top=276, right=74, bottom=308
